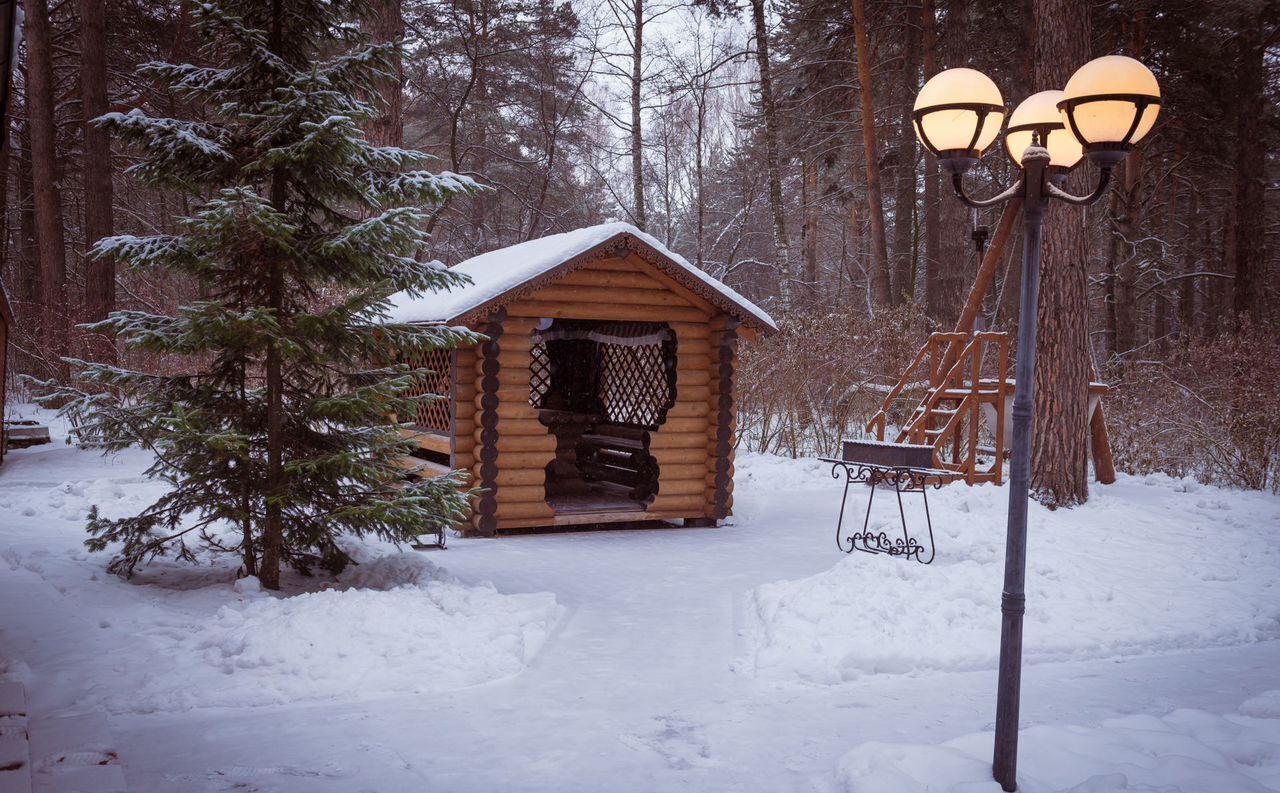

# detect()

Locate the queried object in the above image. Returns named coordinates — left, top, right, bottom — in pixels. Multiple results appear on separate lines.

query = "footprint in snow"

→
left=619, top=715, right=713, bottom=770
left=203, top=764, right=349, bottom=791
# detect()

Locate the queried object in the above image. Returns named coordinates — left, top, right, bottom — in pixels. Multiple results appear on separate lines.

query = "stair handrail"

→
left=866, top=331, right=968, bottom=439
left=898, top=334, right=984, bottom=442
left=898, top=331, right=1009, bottom=444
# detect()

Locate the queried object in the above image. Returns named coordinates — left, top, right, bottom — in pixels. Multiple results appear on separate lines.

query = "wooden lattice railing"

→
left=402, top=348, right=453, bottom=433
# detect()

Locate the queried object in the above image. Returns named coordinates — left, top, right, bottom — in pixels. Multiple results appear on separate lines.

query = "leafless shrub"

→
left=737, top=306, right=933, bottom=457
left=1106, top=322, right=1280, bottom=493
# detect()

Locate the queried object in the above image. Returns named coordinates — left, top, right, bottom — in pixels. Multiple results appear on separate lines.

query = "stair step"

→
left=939, top=388, right=999, bottom=398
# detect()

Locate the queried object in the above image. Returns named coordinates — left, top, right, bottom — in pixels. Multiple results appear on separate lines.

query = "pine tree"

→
left=34, top=0, right=482, bottom=588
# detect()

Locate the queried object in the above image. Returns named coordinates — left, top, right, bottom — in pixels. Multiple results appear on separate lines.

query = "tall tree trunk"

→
left=260, top=0, right=288, bottom=591
left=1030, top=0, right=1092, bottom=507
left=694, top=96, right=706, bottom=268
left=1102, top=187, right=1120, bottom=361
left=1229, top=11, right=1269, bottom=325
left=851, top=0, right=890, bottom=307
left=364, top=0, right=404, bottom=148
left=1112, top=155, right=1142, bottom=356
left=16, top=119, right=38, bottom=371
left=1206, top=209, right=1233, bottom=339
left=23, top=0, right=68, bottom=381
left=1177, top=190, right=1198, bottom=336
left=921, top=0, right=942, bottom=320
left=889, top=0, right=919, bottom=305
left=1151, top=171, right=1177, bottom=355
left=81, top=0, right=115, bottom=364
left=802, top=153, right=818, bottom=294
left=749, top=0, right=793, bottom=309
left=630, top=0, right=646, bottom=231
left=1112, top=14, right=1147, bottom=355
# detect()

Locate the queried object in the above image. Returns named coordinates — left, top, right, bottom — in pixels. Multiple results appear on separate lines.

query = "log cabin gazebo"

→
left=386, top=223, right=777, bottom=536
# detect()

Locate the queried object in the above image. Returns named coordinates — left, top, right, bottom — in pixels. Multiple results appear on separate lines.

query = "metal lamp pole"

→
left=949, top=143, right=1111, bottom=791
left=915, top=57, right=1160, bottom=792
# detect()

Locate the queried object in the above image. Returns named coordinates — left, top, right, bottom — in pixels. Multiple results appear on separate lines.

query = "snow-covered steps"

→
left=0, top=683, right=31, bottom=793
left=27, top=713, right=125, bottom=793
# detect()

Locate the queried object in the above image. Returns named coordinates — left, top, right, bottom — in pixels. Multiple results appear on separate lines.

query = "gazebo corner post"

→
left=476, top=307, right=507, bottom=537
left=710, top=317, right=740, bottom=522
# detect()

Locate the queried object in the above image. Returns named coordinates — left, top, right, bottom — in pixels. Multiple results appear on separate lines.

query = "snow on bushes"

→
left=738, top=472, right=1280, bottom=684
left=122, top=553, right=562, bottom=712
left=837, top=695, right=1280, bottom=793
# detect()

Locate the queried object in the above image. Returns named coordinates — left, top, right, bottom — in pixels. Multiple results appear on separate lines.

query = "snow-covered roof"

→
left=385, top=222, right=777, bottom=333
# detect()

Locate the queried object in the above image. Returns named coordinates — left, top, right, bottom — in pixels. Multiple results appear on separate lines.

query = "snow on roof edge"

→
left=384, top=222, right=778, bottom=332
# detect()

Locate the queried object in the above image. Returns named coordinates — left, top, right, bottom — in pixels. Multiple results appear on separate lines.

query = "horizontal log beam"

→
left=498, top=435, right=557, bottom=453
left=533, top=284, right=698, bottom=309
left=658, top=479, right=712, bottom=496
left=495, top=502, right=556, bottom=520
left=560, top=268, right=669, bottom=291
left=507, top=301, right=710, bottom=324
left=494, top=469, right=548, bottom=487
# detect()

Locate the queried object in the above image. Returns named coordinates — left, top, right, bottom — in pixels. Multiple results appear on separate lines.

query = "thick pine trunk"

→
left=630, top=0, right=646, bottom=231
left=1230, top=17, right=1267, bottom=325
left=749, top=0, right=793, bottom=309
left=363, top=0, right=404, bottom=148
left=851, top=0, right=890, bottom=308
left=1030, top=0, right=1092, bottom=507
left=23, top=0, right=68, bottom=381
left=81, top=0, right=115, bottom=364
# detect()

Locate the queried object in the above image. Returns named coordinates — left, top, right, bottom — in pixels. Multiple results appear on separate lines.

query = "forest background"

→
left=4, top=0, right=1278, bottom=496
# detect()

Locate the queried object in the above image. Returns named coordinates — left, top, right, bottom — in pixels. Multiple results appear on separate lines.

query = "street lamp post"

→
left=912, top=56, right=1161, bottom=792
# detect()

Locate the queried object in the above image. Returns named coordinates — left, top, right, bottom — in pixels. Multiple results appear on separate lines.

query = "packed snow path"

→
left=2, top=417, right=1279, bottom=791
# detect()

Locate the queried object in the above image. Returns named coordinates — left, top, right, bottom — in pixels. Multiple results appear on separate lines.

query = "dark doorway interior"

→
left=529, top=319, right=678, bottom=515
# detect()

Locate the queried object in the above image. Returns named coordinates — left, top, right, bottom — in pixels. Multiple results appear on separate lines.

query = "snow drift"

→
left=838, top=693, right=1280, bottom=792
left=738, top=472, right=1280, bottom=684
left=124, top=553, right=562, bottom=712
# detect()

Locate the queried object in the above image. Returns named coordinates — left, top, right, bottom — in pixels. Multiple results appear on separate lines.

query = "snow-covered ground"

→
left=2, top=407, right=1279, bottom=792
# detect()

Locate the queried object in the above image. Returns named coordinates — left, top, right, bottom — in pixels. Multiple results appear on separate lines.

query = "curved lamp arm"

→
left=1045, top=166, right=1113, bottom=206
left=951, top=172, right=1025, bottom=209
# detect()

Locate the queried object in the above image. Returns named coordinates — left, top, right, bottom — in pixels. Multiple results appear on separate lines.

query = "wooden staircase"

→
left=866, top=331, right=1010, bottom=485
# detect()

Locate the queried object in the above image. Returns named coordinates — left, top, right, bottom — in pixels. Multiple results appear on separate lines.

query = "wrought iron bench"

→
left=820, top=439, right=951, bottom=565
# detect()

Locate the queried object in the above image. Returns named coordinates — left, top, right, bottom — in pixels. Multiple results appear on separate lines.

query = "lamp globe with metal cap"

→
left=1004, top=89, right=1083, bottom=175
left=1057, top=54, right=1161, bottom=165
left=913, top=68, right=1007, bottom=173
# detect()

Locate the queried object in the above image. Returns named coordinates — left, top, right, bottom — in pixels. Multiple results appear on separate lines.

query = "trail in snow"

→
left=2, top=411, right=1279, bottom=792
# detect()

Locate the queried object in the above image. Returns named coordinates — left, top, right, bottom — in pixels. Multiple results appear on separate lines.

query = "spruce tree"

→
left=38, top=0, right=481, bottom=589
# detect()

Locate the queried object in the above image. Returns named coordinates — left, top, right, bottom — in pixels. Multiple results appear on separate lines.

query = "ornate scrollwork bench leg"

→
left=822, top=459, right=943, bottom=565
